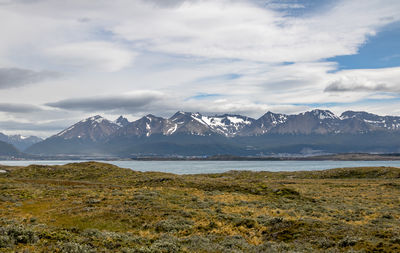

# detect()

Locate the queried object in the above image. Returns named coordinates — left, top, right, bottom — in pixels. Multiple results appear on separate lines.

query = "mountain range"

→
left=0, top=133, right=42, bottom=151
left=23, top=109, right=400, bottom=157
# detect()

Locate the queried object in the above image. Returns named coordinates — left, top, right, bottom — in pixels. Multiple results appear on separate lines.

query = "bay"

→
left=1, top=160, right=400, bottom=174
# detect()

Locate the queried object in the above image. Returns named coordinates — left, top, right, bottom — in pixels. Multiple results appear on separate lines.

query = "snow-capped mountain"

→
left=33, top=110, right=400, bottom=141
left=25, top=115, right=122, bottom=155
left=26, top=109, right=400, bottom=156
left=198, top=114, right=255, bottom=137
left=169, top=112, right=254, bottom=136
left=341, top=111, right=400, bottom=131
left=239, top=111, right=288, bottom=135
left=169, top=112, right=215, bottom=136
left=54, top=115, right=121, bottom=141
left=114, top=114, right=177, bottom=137
left=0, top=133, right=42, bottom=151
left=112, top=112, right=256, bottom=138
left=115, top=116, right=130, bottom=127
left=269, top=109, right=342, bottom=134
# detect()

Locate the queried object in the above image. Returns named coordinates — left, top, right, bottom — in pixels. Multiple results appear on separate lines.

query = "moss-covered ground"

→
left=0, top=162, right=399, bottom=252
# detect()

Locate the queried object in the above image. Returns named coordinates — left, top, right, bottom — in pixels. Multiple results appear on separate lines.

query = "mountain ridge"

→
left=25, top=109, right=400, bottom=156
left=0, top=132, right=42, bottom=151
left=0, top=139, right=21, bottom=157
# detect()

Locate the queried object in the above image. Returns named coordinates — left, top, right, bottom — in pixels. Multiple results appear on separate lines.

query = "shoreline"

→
left=3, top=153, right=400, bottom=161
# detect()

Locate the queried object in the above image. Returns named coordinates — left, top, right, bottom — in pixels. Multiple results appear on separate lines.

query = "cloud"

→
left=325, top=80, right=393, bottom=92
left=46, top=42, right=136, bottom=72
left=142, top=0, right=188, bottom=7
left=111, top=0, right=400, bottom=62
left=325, top=68, right=400, bottom=94
left=187, top=93, right=222, bottom=100
left=266, top=3, right=305, bottom=10
left=45, top=91, right=164, bottom=112
left=0, top=103, right=44, bottom=113
left=1, top=0, right=399, bottom=66
left=0, top=118, right=73, bottom=138
left=0, top=68, right=59, bottom=89
left=0, top=0, right=400, bottom=136
left=0, top=120, right=65, bottom=131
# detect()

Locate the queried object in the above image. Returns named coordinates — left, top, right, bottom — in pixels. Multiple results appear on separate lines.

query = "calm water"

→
left=1, top=160, right=400, bottom=174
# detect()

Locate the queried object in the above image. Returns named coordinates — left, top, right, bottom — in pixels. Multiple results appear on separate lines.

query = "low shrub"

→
left=154, top=217, right=194, bottom=233
left=57, top=242, right=95, bottom=253
left=0, top=224, right=38, bottom=246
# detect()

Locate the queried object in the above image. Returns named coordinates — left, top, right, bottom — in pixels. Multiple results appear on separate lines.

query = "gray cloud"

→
left=0, top=120, right=66, bottom=131
left=266, top=3, right=305, bottom=9
left=144, top=0, right=190, bottom=7
left=45, top=91, right=164, bottom=112
left=0, top=68, right=60, bottom=89
left=0, top=103, right=44, bottom=113
left=324, top=80, right=397, bottom=93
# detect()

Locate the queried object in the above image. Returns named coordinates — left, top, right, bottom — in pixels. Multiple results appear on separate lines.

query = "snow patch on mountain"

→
left=54, top=115, right=121, bottom=141
left=56, top=125, right=76, bottom=137
left=166, top=124, right=178, bottom=135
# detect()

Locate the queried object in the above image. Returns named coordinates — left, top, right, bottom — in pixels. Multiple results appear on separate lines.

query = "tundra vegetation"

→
left=0, top=162, right=399, bottom=252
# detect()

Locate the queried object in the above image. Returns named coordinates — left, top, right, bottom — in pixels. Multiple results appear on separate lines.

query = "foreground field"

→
left=0, top=162, right=399, bottom=252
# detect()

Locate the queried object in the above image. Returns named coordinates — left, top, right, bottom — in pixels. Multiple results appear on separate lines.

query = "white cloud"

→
left=0, top=0, right=399, bottom=136
left=325, top=67, right=400, bottom=93
left=46, top=42, right=135, bottom=72
left=110, top=0, right=400, bottom=62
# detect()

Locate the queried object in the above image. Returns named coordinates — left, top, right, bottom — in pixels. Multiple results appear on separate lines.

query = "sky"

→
left=0, top=0, right=400, bottom=138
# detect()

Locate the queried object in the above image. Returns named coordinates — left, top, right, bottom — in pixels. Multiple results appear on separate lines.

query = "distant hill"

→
left=0, top=140, right=21, bottom=157
left=26, top=110, right=400, bottom=157
left=26, top=115, right=120, bottom=156
left=0, top=133, right=42, bottom=151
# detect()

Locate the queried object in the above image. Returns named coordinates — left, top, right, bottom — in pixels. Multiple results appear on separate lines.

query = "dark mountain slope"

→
left=0, top=140, right=21, bottom=157
left=26, top=109, right=400, bottom=156
left=26, top=115, right=120, bottom=155
left=0, top=133, right=42, bottom=151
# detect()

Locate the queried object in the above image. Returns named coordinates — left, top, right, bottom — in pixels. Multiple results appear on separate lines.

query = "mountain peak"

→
left=340, top=111, right=378, bottom=119
left=79, top=115, right=108, bottom=125
left=55, top=115, right=120, bottom=141
left=144, top=114, right=159, bottom=119
left=115, top=116, right=130, bottom=127
left=171, top=111, right=191, bottom=118
left=176, top=111, right=187, bottom=115
left=0, top=133, right=42, bottom=151
left=86, top=115, right=103, bottom=120
left=259, top=111, right=288, bottom=123
left=308, top=109, right=338, bottom=120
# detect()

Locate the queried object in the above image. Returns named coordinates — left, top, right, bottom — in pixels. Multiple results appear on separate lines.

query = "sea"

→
left=1, top=160, right=400, bottom=175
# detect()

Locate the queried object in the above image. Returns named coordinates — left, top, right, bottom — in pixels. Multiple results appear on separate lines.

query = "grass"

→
left=0, top=162, right=399, bottom=252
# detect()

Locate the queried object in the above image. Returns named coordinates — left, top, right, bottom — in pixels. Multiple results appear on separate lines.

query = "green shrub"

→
left=0, top=224, right=38, bottom=246
left=150, top=237, right=181, bottom=253
left=338, top=236, right=358, bottom=248
left=58, top=242, right=95, bottom=253
left=232, top=217, right=257, bottom=228
left=220, top=235, right=254, bottom=252
left=0, top=235, right=11, bottom=248
left=154, top=217, right=193, bottom=233
left=181, top=235, right=222, bottom=252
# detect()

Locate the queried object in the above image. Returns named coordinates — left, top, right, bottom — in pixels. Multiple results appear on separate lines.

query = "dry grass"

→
left=0, top=162, right=399, bottom=252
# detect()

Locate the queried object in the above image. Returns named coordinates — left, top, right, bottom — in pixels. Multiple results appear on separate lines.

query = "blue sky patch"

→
left=329, top=22, right=400, bottom=70
left=187, top=93, right=222, bottom=100
left=194, top=73, right=242, bottom=84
